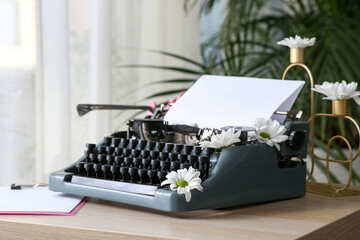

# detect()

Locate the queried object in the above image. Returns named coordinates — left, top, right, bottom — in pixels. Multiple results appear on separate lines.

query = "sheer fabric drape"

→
left=0, top=0, right=200, bottom=185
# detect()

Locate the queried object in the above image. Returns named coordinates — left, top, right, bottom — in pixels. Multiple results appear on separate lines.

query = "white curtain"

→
left=36, top=0, right=71, bottom=182
left=0, top=0, right=37, bottom=185
left=0, top=0, right=201, bottom=185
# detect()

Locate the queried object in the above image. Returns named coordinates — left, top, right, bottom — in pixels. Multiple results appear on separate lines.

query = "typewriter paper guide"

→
left=164, top=75, right=305, bottom=129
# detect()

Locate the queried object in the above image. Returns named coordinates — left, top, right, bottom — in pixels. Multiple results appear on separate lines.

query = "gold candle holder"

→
left=282, top=47, right=360, bottom=197
left=290, top=48, right=305, bottom=64
left=307, top=113, right=360, bottom=196
left=332, top=100, right=348, bottom=116
left=282, top=48, right=315, bottom=182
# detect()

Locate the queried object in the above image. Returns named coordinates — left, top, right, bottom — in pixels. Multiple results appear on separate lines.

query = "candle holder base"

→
left=306, top=182, right=360, bottom=197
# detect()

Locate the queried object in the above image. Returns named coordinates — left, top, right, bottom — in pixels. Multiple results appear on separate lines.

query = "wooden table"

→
left=1, top=187, right=360, bottom=240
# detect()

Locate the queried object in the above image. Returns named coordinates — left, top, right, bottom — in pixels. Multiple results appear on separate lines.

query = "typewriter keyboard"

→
left=66, top=136, right=215, bottom=195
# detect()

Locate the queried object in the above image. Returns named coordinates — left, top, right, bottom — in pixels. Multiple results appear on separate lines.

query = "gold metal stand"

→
left=282, top=48, right=360, bottom=196
left=282, top=48, right=315, bottom=182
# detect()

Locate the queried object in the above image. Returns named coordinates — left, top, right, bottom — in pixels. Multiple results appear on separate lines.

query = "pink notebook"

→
left=0, top=186, right=87, bottom=216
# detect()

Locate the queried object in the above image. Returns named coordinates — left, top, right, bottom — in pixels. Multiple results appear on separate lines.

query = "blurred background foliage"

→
left=128, top=0, right=360, bottom=183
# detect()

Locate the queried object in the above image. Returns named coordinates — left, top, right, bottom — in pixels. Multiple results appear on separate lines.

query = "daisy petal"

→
left=184, top=187, right=192, bottom=202
left=312, top=80, right=360, bottom=103
left=200, top=128, right=241, bottom=151
left=254, top=117, right=288, bottom=151
left=162, top=166, right=203, bottom=202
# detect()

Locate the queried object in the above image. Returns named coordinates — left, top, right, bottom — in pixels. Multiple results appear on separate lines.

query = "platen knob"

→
left=288, top=130, right=306, bottom=151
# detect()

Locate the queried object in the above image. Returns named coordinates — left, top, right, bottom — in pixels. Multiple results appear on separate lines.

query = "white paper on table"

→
left=164, top=75, right=305, bottom=129
left=0, top=186, right=83, bottom=213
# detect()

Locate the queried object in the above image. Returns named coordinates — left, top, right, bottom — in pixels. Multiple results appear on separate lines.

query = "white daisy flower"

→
left=277, top=35, right=316, bottom=48
left=312, top=81, right=360, bottom=105
left=254, top=118, right=289, bottom=151
left=200, top=128, right=241, bottom=152
left=161, top=167, right=203, bottom=202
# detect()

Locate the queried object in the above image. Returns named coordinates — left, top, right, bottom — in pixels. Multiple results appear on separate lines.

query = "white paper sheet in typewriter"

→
left=164, top=75, right=305, bottom=129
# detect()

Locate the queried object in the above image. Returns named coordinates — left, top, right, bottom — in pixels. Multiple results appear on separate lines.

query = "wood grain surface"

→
left=298, top=209, right=360, bottom=240
left=0, top=187, right=360, bottom=240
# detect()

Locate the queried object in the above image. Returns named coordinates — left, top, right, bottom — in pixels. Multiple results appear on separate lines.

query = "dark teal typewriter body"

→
left=49, top=121, right=308, bottom=212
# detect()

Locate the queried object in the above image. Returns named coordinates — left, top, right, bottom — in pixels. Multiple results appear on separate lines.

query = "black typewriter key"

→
left=165, top=143, right=174, bottom=152
left=106, top=146, right=115, bottom=155
left=93, top=163, right=103, bottom=178
left=151, top=159, right=160, bottom=170
left=75, top=162, right=85, bottom=174
left=148, top=141, right=156, bottom=150
left=106, top=155, right=114, bottom=165
left=139, top=140, right=147, bottom=149
left=97, top=146, right=106, bottom=154
left=129, top=139, right=138, bottom=149
left=120, top=167, right=130, bottom=181
left=124, top=157, right=134, bottom=167
left=84, top=163, right=94, bottom=177
left=184, top=145, right=193, bottom=154
left=199, top=156, right=210, bottom=164
left=111, top=137, right=121, bottom=147
left=101, top=165, right=111, bottom=179
left=188, top=155, right=199, bottom=168
left=150, top=151, right=159, bottom=159
left=133, top=158, right=142, bottom=167
left=138, top=169, right=149, bottom=184
left=160, top=161, right=170, bottom=171
left=114, top=156, right=124, bottom=165
left=158, top=171, right=168, bottom=182
left=129, top=167, right=140, bottom=182
left=123, top=148, right=131, bottom=157
left=180, top=163, right=190, bottom=169
left=199, top=156, right=210, bottom=178
left=174, top=144, right=183, bottom=153
left=178, top=154, right=187, bottom=163
left=170, top=161, right=180, bottom=171
left=141, top=150, right=150, bottom=158
left=85, top=156, right=92, bottom=163
left=142, top=158, right=151, bottom=168
left=93, top=163, right=101, bottom=171
left=132, top=149, right=141, bottom=158
left=103, top=137, right=112, bottom=146
left=114, top=147, right=123, bottom=156
left=193, top=146, right=202, bottom=155
left=160, top=152, right=169, bottom=161
left=84, top=149, right=91, bottom=158
left=97, top=154, right=106, bottom=164
left=129, top=166, right=137, bottom=175
left=156, top=142, right=165, bottom=151
left=120, top=138, right=129, bottom=148
left=86, top=143, right=96, bottom=151
left=170, top=152, right=178, bottom=161
left=148, top=170, right=159, bottom=185
left=111, top=165, right=120, bottom=180
left=203, top=147, right=215, bottom=155
left=89, top=153, right=97, bottom=162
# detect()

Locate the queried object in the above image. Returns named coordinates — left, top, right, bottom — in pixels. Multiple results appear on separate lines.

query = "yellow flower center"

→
left=260, top=132, right=271, bottom=139
left=176, top=180, right=188, bottom=188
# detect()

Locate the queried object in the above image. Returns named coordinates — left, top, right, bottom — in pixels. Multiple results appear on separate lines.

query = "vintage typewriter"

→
left=50, top=75, right=309, bottom=212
